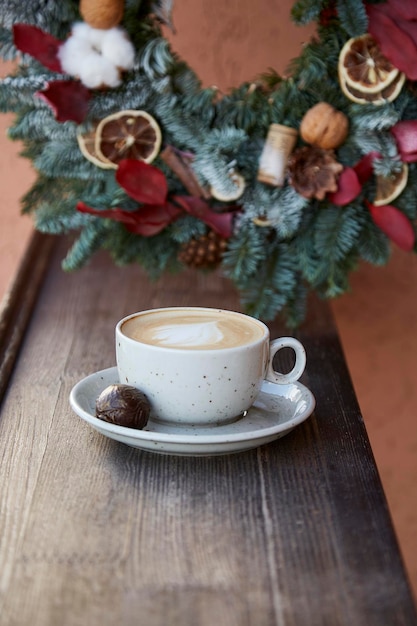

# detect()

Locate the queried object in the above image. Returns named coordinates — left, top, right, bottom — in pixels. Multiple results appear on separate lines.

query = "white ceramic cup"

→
left=116, top=307, right=306, bottom=426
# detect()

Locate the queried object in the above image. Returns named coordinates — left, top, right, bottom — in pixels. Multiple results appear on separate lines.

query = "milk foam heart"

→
left=152, top=321, right=223, bottom=347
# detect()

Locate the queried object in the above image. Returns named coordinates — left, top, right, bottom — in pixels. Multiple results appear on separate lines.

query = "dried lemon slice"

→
left=95, top=110, right=162, bottom=168
left=339, top=34, right=399, bottom=94
left=77, top=127, right=115, bottom=169
left=374, top=163, right=408, bottom=206
left=339, top=69, right=406, bottom=105
left=210, top=172, right=245, bottom=201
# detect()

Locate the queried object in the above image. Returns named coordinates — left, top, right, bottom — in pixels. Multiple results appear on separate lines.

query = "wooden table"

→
left=1, top=233, right=416, bottom=626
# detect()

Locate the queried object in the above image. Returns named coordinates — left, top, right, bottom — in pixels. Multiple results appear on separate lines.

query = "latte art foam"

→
left=152, top=321, right=223, bottom=347
left=122, top=310, right=265, bottom=350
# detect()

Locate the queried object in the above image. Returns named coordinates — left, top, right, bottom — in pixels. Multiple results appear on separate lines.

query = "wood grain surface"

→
left=0, top=236, right=416, bottom=626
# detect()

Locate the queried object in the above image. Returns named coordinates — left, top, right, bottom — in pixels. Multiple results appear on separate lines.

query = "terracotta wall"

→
left=0, top=0, right=416, bottom=595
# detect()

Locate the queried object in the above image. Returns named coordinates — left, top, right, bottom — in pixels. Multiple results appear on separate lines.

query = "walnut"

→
left=300, top=102, right=349, bottom=150
left=287, top=146, right=343, bottom=200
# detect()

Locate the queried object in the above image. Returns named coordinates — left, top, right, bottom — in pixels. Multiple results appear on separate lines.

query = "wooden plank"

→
left=0, top=230, right=56, bottom=402
left=0, top=237, right=416, bottom=626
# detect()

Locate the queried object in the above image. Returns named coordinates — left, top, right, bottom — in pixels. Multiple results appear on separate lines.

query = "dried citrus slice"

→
left=210, top=172, right=245, bottom=201
left=374, top=163, right=408, bottom=206
left=339, top=34, right=399, bottom=94
left=95, top=110, right=162, bottom=168
left=77, top=127, right=115, bottom=169
left=339, top=69, right=405, bottom=105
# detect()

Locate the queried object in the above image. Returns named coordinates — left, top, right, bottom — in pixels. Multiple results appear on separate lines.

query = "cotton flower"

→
left=58, top=22, right=135, bottom=88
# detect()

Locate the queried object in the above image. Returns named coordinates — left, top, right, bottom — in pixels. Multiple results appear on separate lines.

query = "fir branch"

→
left=336, top=0, right=368, bottom=37
left=181, top=88, right=218, bottom=127
left=193, top=127, right=247, bottom=194
left=0, top=1, right=77, bottom=37
left=33, top=138, right=110, bottom=180
left=216, top=84, right=273, bottom=134
left=35, top=203, right=90, bottom=234
left=169, top=216, right=207, bottom=244
left=121, top=231, right=179, bottom=279
left=222, top=221, right=267, bottom=285
left=7, top=108, right=77, bottom=142
left=137, top=38, right=176, bottom=78
left=357, top=222, right=390, bottom=266
left=290, top=0, right=323, bottom=26
left=242, top=184, right=307, bottom=240
left=169, top=61, right=201, bottom=96
left=283, top=279, right=308, bottom=328
left=0, top=26, right=15, bottom=60
left=22, top=175, right=85, bottom=215
left=350, top=105, right=400, bottom=132
left=239, top=243, right=298, bottom=320
left=87, top=76, right=159, bottom=121
left=0, top=74, right=49, bottom=111
left=62, top=221, right=108, bottom=271
left=314, top=205, right=362, bottom=263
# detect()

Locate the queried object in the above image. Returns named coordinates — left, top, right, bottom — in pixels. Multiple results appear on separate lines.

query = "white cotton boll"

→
left=101, top=28, right=135, bottom=69
left=70, top=22, right=95, bottom=41
left=84, top=26, right=109, bottom=50
left=58, top=36, right=94, bottom=76
left=78, top=53, right=121, bottom=88
left=71, top=22, right=108, bottom=49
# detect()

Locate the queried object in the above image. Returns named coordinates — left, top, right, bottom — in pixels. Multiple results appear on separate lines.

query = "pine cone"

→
left=287, top=146, right=343, bottom=200
left=178, top=231, right=228, bottom=269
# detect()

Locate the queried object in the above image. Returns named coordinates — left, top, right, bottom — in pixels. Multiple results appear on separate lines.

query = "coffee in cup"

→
left=116, top=307, right=306, bottom=426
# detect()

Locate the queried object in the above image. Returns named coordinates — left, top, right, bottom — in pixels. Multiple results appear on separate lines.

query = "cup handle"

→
left=265, top=337, right=306, bottom=385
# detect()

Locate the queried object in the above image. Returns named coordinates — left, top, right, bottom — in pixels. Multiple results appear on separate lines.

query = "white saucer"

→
left=69, top=367, right=316, bottom=456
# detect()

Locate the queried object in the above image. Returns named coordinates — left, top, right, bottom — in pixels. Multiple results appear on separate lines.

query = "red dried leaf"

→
left=367, top=4, right=417, bottom=79
left=368, top=203, right=415, bottom=251
left=13, top=23, right=62, bottom=72
left=385, top=0, right=417, bottom=21
left=391, top=121, right=417, bottom=162
left=173, top=196, right=236, bottom=238
left=116, top=159, right=168, bottom=205
left=328, top=168, right=361, bottom=206
left=77, top=202, right=139, bottom=227
left=353, top=152, right=381, bottom=185
left=125, top=202, right=182, bottom=236
left=392, top=18, right=417, bottom=49
left=36, top=80, right=91, bottom=123
left=77, top=201, right=182, bottom=237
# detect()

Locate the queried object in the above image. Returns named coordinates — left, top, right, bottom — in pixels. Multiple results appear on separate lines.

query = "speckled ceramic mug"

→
left=116, top=307, right=306, bottom=426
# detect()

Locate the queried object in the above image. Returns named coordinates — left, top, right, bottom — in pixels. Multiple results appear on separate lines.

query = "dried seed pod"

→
left=95, top=384, right=151, bottom=429
left=287, top=145, right=343, bottom=200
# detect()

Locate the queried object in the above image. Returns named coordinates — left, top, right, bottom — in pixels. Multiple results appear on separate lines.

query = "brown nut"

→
left=80, top=0, right=124, bottom=30
left=300, top=102, right=349, bottom=150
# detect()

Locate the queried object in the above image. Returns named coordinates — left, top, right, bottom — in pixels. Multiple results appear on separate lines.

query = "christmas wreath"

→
left=1, top=0, right=417, bottom=325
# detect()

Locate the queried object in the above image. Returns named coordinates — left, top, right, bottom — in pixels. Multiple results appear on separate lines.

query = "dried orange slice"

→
left=77, top=127, right=115, bottom=169
left=374, top=163, right=408, bottom=206
left=339, top=69, right=406, bottom=105
left=339, top=34, right=399, bottom=94
left=95, top=110, right=162, bottom=168
left=210, top=172, right=245, bottom=201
